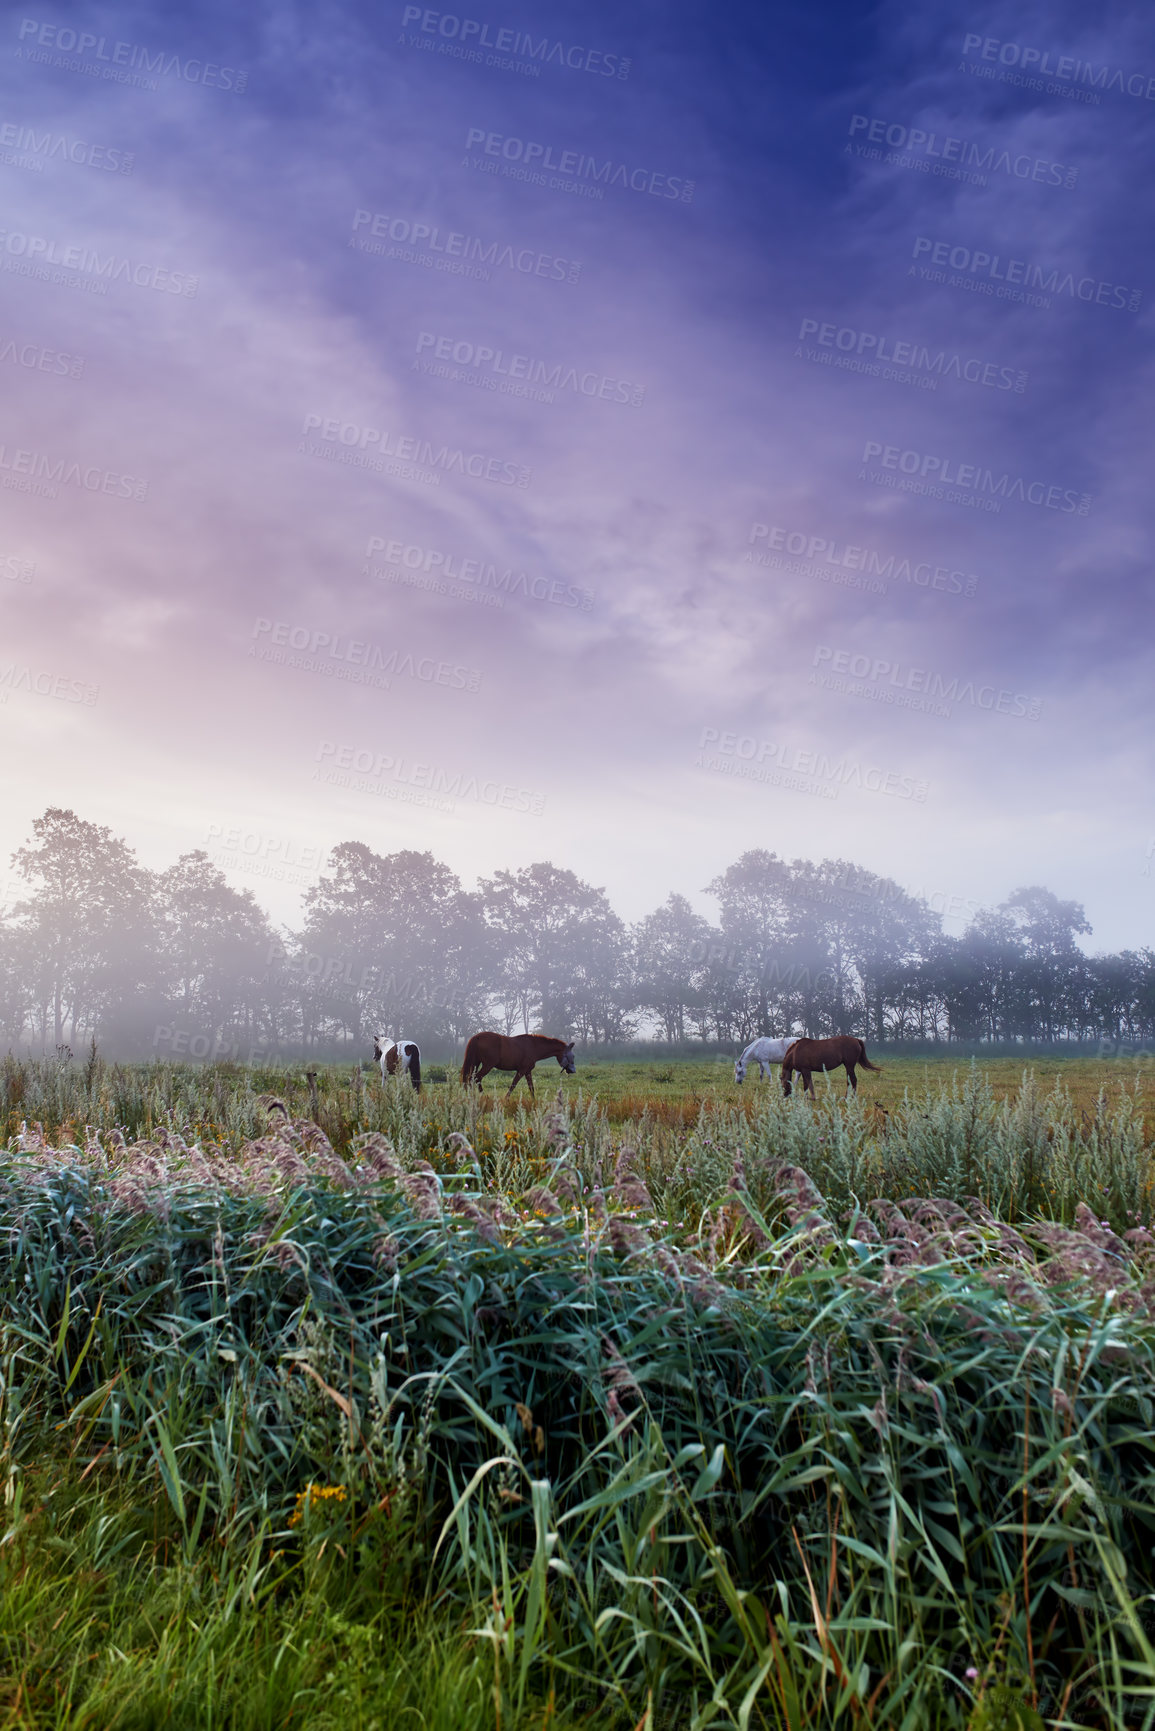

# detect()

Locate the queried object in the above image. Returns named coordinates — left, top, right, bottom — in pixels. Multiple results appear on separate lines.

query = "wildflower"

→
left=524, top=1184, right=561, bottom=1217
left=288, top=1483, right=347, bottom=1528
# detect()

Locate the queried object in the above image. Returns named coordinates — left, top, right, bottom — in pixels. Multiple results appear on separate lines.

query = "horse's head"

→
left=558, top=1041, right=576, bottom=1075
left=373, top=1034, right=387, bottom=1062
left=734, top=1056, right=746, bottom=1084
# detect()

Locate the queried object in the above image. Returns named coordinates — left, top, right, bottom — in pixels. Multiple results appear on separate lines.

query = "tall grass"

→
left=0, top=1464, right=586, bottom=1730
left=3, top=1055, right=1152, bottom=1231
left=2, top=1058, right=1155, bottom=1726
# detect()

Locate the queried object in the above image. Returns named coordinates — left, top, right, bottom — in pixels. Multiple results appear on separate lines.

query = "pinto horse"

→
left=461, top=1031, right=575, bottom=1098
left=374, top=1035, right=422, bottom=1092
left=780, top=1036, right=881, bottom=1097
left=734, top=1037, right=794, bottom=1083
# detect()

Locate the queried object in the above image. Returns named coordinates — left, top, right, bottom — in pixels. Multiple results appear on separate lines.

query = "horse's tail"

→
left=857, top=1040, right=882, bottom=1072
left=461, top=1035, right=480, bottom=1085
left=410, top=1049, right=422, bottom=1092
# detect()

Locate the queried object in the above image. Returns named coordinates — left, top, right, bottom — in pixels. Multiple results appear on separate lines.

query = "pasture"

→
left=571, top=1052, right=1155, bottom=1125
left=2, top=1048, right=1155, bottom=1728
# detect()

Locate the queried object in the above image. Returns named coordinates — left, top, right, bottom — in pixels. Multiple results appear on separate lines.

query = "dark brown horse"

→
left=461, top=1031, right=576, bottom=1097
left=781, top=1036, right=881, bottom=1097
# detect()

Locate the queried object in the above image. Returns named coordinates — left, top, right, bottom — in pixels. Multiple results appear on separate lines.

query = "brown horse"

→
left=781, top=1036, right=881, bottom=1097
left=461, top=1031, right=576, bottom=1097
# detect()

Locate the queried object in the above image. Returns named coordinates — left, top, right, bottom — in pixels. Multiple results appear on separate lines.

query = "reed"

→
left=1, top=1058, right=1154, bottom=1727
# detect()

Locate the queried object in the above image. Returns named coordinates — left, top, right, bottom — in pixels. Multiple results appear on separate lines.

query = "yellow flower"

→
left=288, top=1482, right=347, bottom=1528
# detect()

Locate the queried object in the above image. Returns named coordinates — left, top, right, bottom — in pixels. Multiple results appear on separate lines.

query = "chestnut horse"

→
left=781, top=1036, right=881, bottom=1097
left=461, top=1031, right=575, bottom=1097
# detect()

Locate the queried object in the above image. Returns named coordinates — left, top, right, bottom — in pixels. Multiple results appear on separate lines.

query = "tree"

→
left=479, top=862, right=626, bottom=1035
left=702, top=851, right=795, bottom=1036
left=630, top=894, right=714, bottom=1041
left=0, top=917, right=32, bottom=1046
left=156, top=852, right=278, bottom=1043
left=810, top=861, right=940, bottom=1042
left=1001, top=886, right=1092, bottom=957
left=10, top=809, right=158, bottom=1048
left=954, top=910, right=1029, bottom=1041
left=999, top=887, right=1091, bottom=1041
left=295, top=843, right=489, bottom=1046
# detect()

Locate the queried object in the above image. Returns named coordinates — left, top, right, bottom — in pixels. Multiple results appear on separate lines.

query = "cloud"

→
left=0, top=0, right=1149, bottom=945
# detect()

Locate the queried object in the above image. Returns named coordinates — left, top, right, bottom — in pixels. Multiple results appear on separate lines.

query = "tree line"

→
left=2, top=808, right=1152, bottom=1059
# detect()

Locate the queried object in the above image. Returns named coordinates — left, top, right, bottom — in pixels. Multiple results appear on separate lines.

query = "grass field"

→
left=546, top=1053, right=1155, bottom=1127
left=2, top=1049, right=1155, bottom=1728
left=6, top=1047, right=1153, bottom=1144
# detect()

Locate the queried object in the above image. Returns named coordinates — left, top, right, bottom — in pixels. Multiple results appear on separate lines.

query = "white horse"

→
left=734, top=1037, right=795, bottom=1083
left=374, top=1034, right=422, bottom=1092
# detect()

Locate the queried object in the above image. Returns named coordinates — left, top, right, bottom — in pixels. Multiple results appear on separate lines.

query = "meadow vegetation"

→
left=2, top=1053, right=1155, bottom=1728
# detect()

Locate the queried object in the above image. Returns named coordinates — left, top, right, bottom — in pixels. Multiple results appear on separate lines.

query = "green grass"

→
left=8, top=1048, right=1151, bottom=1149
left=0, top=1465, right=590, bottom=1730
left=569, top=1054, right=1155, bottom=1128
left=3, top=1056, right=1155, bottom=1727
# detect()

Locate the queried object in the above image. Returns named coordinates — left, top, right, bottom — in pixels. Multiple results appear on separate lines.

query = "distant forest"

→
left=2, top=808, right=1152, bottom=1059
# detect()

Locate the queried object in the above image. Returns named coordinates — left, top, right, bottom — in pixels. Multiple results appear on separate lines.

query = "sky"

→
left=0, top=0, right=1152, bottom=948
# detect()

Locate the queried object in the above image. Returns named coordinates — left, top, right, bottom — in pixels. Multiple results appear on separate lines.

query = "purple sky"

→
left=1, top=0, right=1152, bottom=946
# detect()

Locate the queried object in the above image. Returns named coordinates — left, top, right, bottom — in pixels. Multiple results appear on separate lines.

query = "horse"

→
left=461, top=1031, right=575, bottom=1098
left=734, top=1037, right=795, bottom=1083
left=374, top=1034, right=422, bottom=1092
left=780, top=1036, right=881, bottom=1097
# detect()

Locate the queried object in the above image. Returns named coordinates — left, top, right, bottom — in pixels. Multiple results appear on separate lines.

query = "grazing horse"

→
left=780, top=1036, right=881, bottom=1097
left=461, top=1031, right=575, bottom=1098
left=374, top=1034, right=422, bottom=1092
left=734, top=1037, right=794, bottom=1083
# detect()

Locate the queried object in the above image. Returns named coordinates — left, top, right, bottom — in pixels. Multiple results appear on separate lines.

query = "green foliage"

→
left=2, top=1059, right=1155, bottom=1725
left=0, top=1466, right=584, bottom=1730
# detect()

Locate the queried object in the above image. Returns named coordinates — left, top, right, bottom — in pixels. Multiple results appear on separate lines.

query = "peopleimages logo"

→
left=860, top=440, right=1091, bottom=515
left=0, top=228, right=198, bottom=296
left=464, top=128, right=694, bottom=201
left=206, top=823, right=325, bottom=889
left=250, top=618, right=481, bottom=692
left=15, top=18, right=248, bottom=92
left=797, top=317, right=1025, bottom=392
left=351, top=209, right=581, bottom=284
left=696, top=728, right=929, bottom=802
left=365, top=537, right=594, bottom=610
left=414, top=331, right=645, bottom=406
left=909, top=236, right=1141, bottom=312
left=315, top=741, right=547, bottom=815
left=0, top=120, right=134, bottom=173
left=299, top=414, right=531, bottom=488
left=401, top=8, right=630, bottom=78
left=0, top=443, right=147, bottom=501
left=847, top=114, right=1077, bottom=187
left=961, top=33, right=1155, bottom=102
left=0, top=662, right=99, bottom=705
left=0, top=337, right=85, bottom=378
left=811, top=646, right=1042, bottom=720
left=746, top=525, right=978, bottom=596
left=0, top=551, right=35, bottom=583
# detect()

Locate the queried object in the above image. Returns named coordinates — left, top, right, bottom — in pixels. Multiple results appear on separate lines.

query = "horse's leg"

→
left=505, top=1069, right=522, bottom=1097
left=846, top=1064, right=857, bottom=1092
left=803, top=1069, right=815, bottom=1096
left=474, top=1062, right=494, bottom=1091
left=782, top=1063, right=792, bottom=1096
